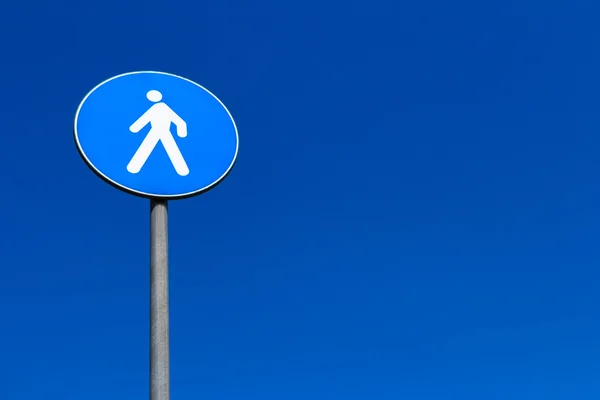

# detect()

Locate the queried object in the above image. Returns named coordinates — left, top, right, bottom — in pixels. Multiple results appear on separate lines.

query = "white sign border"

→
left=73, top=70, right=239, bottom=199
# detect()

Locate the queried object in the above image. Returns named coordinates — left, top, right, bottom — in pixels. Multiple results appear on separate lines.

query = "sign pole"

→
left=150, top=199, right=170, bottom=400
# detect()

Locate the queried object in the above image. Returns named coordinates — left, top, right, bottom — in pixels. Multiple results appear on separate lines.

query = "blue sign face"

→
left=74, top=71, right=239, bottom=199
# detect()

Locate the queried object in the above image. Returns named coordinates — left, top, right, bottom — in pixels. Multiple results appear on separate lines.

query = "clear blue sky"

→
left=1, top=0, right=599, bottom=399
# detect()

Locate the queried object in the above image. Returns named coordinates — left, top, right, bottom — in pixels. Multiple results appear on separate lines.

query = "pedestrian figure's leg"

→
left=127, top=131, right=161, bottom=174
left=160, top=132, right=189, bottom=176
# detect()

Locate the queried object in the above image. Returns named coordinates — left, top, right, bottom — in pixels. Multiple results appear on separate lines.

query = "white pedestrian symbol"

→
left=127, top=90, right=189, bottom=176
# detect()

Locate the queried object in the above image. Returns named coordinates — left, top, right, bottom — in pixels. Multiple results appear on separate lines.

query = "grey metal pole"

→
left=150, top=200, right=170, bottom=400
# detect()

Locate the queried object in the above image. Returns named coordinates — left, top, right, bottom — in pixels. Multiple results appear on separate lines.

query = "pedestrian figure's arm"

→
left=129, top=109, right=153, bottom=133
left=172, top=113, right=187, bottom=138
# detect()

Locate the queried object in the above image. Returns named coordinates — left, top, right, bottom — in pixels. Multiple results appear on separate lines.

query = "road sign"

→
left=74, top=71, right=239, bottom=199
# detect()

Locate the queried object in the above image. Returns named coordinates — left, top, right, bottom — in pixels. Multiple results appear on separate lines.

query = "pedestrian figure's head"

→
left=147, top=90, right=162, bottom=103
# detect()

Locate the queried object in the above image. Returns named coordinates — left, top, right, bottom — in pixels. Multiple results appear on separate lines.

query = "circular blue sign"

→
left=74, top=71, right=239, bottom=199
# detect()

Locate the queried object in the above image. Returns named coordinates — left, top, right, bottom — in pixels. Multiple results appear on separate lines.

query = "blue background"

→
left=76, top=72, right=237, bottom=197
left=1, top=0, right=600, bottom=399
